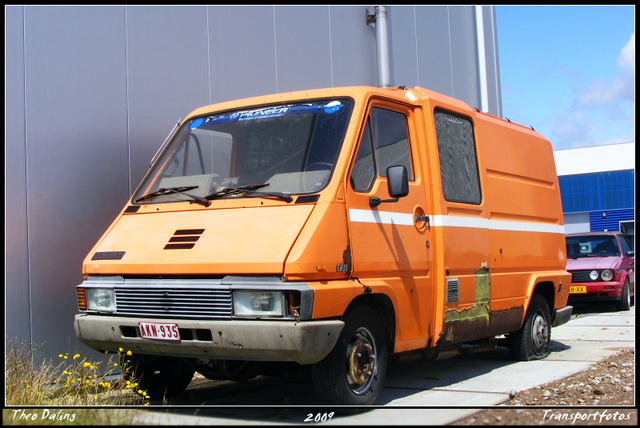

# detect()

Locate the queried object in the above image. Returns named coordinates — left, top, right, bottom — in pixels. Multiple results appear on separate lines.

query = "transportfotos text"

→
left=542, top=409, right=632, bottom=423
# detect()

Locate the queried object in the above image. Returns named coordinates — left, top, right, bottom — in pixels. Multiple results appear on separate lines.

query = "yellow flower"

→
left=58, top=354, right=63, bottom=358
left=119, top=348, right=123, bottom=353
left=73, top=354, right=80, bottom=359
left=126, top=350, right=132, bottom=356
left=63, top=356, right=68, bottom=359
left=113, top=363, right=118, bottom=367
left=83, top=362, right=91, bottom=367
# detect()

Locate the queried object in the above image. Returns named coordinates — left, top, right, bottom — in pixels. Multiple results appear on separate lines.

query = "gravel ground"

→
left=451, top=347, right=636, bottom=425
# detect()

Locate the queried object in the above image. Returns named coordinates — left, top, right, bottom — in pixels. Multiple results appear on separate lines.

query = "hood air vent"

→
left=91, top=251, right=125, bottom=260
left=164, top=229, right=204, bottom=250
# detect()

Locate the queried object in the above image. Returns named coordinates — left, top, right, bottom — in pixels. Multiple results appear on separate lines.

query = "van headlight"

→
left=85, top=288, right=116, bottom=313
left=233, top=291, right=285, bottom=318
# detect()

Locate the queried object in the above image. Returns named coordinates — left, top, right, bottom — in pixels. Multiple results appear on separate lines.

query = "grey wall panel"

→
left=448, top=6, right=481, bottom=110
left=274, top=6, right=333, bottom=93
left=329, top=6, right=377, bottom=88
left=23, top=6, right=130, bottom=360
left=387, top=6, right=419, bottom=88
left=126, top=6, right=211, bottom=191
left=5, top=5, right=501, bottom=366
left=414, top=6, right=455, bottom=97
left=209, top=6, right=278, bottom=103
left=5, top=6, right=31, bottom=343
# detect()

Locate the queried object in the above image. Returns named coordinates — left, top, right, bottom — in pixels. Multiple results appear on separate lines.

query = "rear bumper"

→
left=551, top=305, right=573, bottom=327
left=74, top=314, right=344, bottom=365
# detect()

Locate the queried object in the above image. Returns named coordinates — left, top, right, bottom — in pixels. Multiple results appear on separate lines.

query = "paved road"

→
left=135, top=303, right=635, bottom=426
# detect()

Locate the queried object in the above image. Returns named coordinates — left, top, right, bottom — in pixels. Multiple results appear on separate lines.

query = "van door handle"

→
left=415, top=215, right=429, bottom=223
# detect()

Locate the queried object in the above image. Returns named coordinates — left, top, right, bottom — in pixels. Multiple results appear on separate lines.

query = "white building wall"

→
left=554, top=142, right=635, bottom=176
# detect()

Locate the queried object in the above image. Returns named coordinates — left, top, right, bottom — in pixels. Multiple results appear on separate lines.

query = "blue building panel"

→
left=589, top=208, right=635, bottom=232
left=559, top=170, right=634, bottom=214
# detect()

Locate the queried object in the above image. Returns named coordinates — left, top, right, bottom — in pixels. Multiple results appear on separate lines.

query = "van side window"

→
left=350, top=118, right=376, bottom=192
left=434, top=110, right=481, bottom=204
left=350, top=107, right=414, bottom=192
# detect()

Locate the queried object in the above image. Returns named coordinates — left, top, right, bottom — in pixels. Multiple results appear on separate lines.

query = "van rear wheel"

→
left=508, top=294, right=551, bottom=361
left=311, top=305, right=388, bottom=405
left=122, top=354, right=195, bottom=400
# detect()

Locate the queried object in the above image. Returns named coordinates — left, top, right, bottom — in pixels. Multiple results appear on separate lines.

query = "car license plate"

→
left=569, top=285, right=587, bottom=294
left=139, top=322, right=180, bottom=341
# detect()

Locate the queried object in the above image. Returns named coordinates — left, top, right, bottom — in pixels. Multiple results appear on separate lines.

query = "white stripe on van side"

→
left=348, top=209, right=565, bottom=235
left=348, top=209, right=414, bottom=226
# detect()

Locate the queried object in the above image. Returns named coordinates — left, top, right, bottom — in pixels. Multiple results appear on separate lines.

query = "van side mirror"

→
left=369, top=165, right=409, bottom=208
left=387, top=165, right=409, bottom=198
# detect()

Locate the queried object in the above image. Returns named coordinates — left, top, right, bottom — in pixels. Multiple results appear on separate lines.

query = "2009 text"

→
left=304, top=412, right=335, bottom=423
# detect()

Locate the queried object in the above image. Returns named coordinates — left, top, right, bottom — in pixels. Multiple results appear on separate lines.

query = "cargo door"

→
left=346, top=100, right=432, bottom=347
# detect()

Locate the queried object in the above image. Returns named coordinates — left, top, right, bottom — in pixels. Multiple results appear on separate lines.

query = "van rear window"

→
left=434, top=110, right=481, bottom=204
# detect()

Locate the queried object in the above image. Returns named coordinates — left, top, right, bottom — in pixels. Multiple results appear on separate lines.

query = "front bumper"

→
left=567, top=281, right=625, bottom=302
left=74, top=314, right=344, bottom=365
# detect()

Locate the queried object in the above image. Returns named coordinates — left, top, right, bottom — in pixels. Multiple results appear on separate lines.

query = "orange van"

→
left=74, top=86, right=572, bottom=404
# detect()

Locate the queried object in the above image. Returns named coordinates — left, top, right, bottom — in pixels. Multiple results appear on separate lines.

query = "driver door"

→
left=346, top=100, right=432, bottom=343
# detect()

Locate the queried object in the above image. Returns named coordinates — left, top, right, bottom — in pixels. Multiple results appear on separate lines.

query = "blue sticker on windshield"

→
left=188, top=118, right=204, bottom=129
left=201, top=101, right=345, bottom=126
left=323, top=101, right=343, bottom=113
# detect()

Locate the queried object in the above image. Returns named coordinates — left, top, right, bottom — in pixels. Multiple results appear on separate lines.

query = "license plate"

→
left=139, top=322, right=180, bottom=341
left=569, top=285, right=587, bottom=294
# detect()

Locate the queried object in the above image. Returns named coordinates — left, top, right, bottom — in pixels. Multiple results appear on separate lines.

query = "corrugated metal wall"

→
left=6, top=5, right=501, bottom=363
left=558, top=170, right=635, bottom=214
left=589, top=209, right=635, bottom=232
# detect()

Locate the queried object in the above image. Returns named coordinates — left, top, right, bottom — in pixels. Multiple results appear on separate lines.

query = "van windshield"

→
left=133, top=99, right=353, bottom=204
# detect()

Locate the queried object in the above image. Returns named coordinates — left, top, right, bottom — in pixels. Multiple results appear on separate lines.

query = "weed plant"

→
left=5, top=338, right=150, bottom=407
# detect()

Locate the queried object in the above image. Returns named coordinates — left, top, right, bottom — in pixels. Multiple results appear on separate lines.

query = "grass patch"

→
left=5, top=338, right=152, bottom=425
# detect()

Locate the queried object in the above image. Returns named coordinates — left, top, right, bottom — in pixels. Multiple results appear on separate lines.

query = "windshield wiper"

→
left=205, top=184, right=293, bottom=203
left=135, top=186, right=211, bottom=207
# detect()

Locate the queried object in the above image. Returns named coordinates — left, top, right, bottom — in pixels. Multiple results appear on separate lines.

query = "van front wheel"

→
left=508, top=294, right=551, bottom=361
left=311, top=305, right=388, bottom=405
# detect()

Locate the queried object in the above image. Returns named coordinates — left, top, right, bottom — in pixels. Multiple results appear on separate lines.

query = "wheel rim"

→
left=345, top=327, right=378, bottom=395
left=531, top=311, right=549, bottom=354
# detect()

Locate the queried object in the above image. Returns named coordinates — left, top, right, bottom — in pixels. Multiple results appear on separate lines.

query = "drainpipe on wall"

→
left=475, top=5, right=489, bottom=113
left=367, top=6, right=391, bottom=88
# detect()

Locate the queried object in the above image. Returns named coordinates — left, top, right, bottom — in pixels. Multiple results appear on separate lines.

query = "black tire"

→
left=122, top=354, right=195, bottom=399
left=311, top=305, right=388, bottom=405
left=508, top=294, right=551, bottom=361
left=615, top=278, right=631, bottom=311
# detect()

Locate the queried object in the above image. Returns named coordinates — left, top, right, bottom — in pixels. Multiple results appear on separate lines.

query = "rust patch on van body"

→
left=441, top=268, right=490, bottom=344
left=487, top=306, right=524, bottom=336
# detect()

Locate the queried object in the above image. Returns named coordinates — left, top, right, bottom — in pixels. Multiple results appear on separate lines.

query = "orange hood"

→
left=83, top=205, right=314, bottom=276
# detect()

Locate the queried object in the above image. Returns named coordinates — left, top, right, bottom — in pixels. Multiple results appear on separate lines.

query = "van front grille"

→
left=115, top=287, right=232, bottom=319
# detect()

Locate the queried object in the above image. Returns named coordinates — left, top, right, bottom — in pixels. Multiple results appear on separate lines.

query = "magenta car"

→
left=565, top=232, right=634, bottom=311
